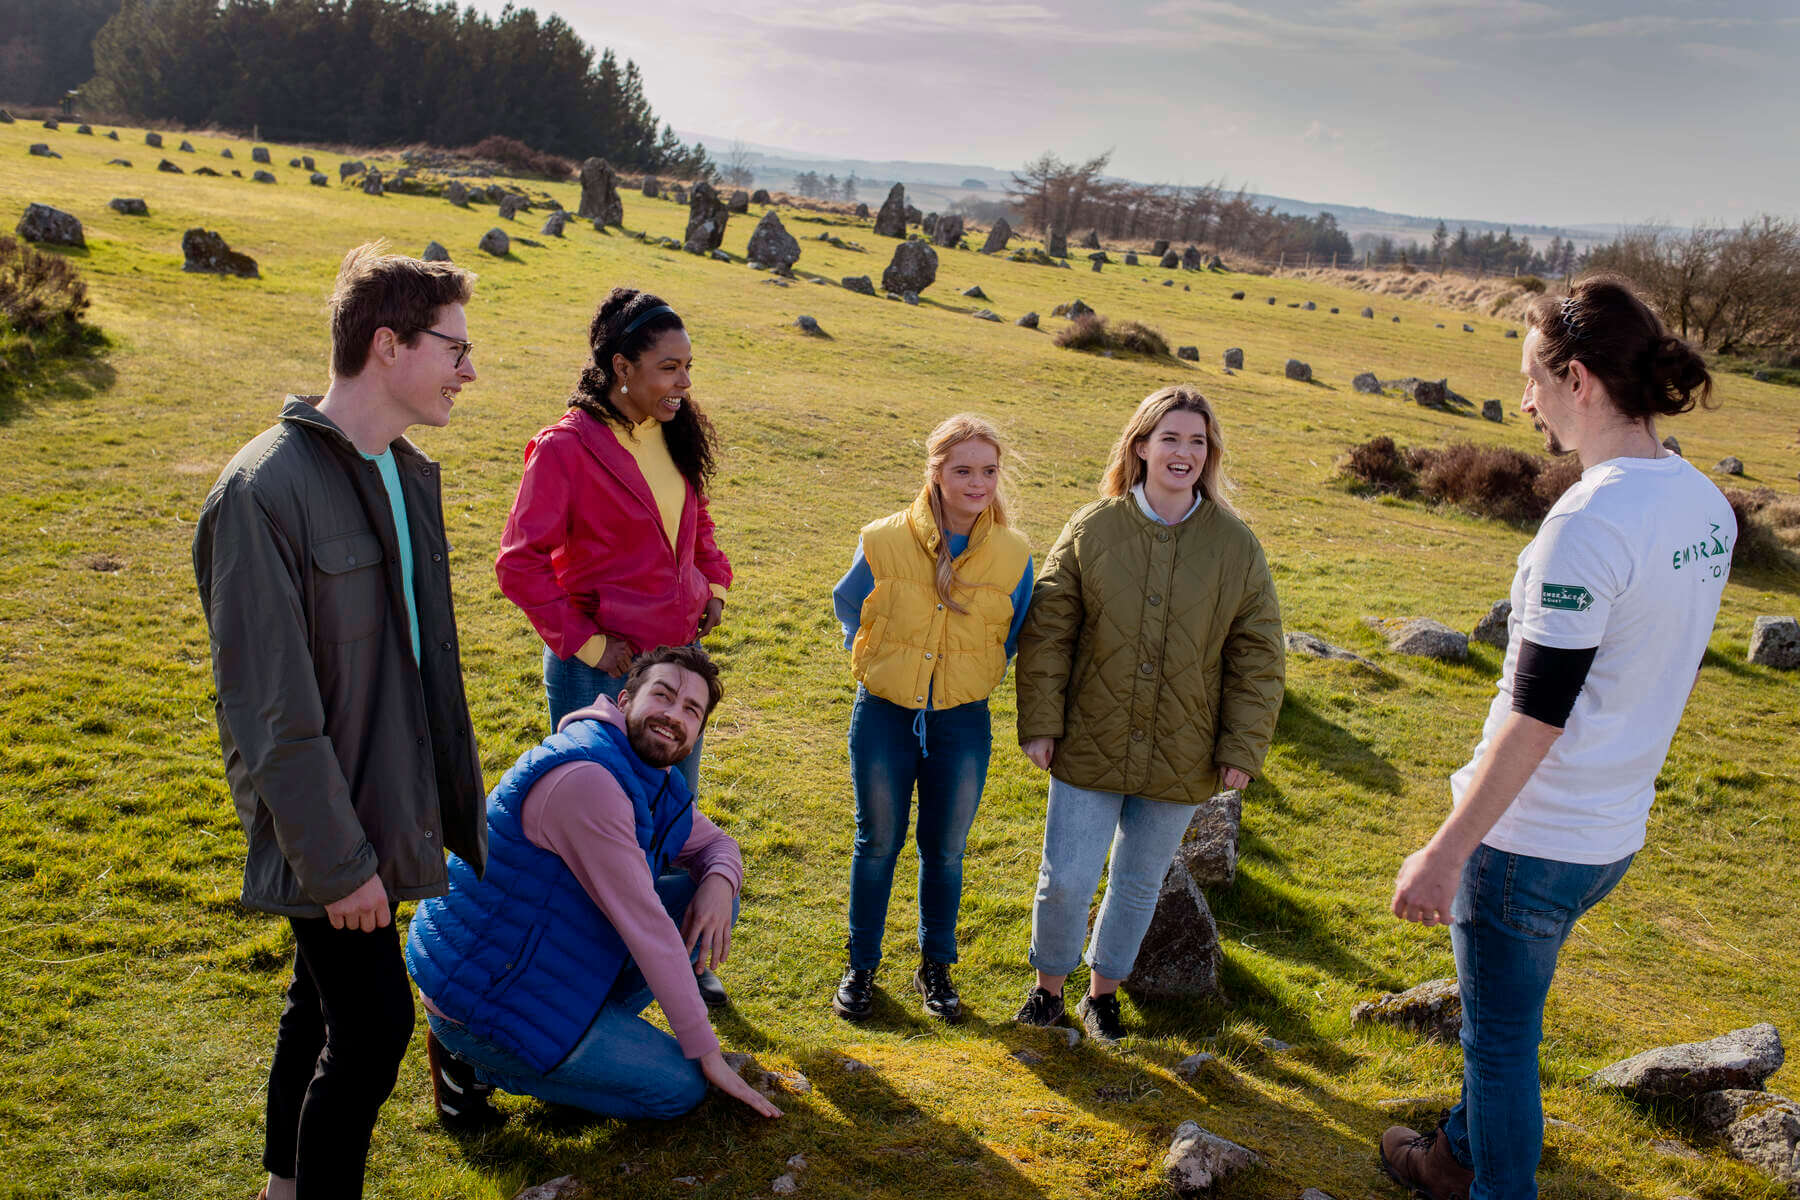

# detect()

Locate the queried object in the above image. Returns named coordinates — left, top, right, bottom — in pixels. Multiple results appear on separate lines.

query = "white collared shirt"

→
left=1132, top=482, right=1204, bottom=525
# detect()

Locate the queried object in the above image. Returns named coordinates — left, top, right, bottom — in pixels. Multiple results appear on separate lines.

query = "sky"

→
left=502, top=0, right=1798, bottom=229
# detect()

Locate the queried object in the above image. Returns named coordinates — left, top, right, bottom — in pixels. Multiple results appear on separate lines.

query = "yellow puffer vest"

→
left=851, top=488, right=1031, bottom=710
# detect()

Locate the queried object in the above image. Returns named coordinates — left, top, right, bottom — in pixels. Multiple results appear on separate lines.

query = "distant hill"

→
left=682, top=131, right=1620, bottom=253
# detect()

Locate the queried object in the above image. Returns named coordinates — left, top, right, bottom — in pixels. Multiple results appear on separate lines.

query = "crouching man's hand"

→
left=682, top=873, right=735, bottom=973
left=700, top=1050, right=783, bottom=1118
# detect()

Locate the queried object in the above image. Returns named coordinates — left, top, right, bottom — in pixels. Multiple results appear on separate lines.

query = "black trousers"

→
left=263, top=908, right=414, bottom=1199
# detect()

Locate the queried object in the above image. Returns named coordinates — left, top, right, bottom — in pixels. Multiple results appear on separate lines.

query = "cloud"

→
left=1302, top=120, right=1344, bottom=143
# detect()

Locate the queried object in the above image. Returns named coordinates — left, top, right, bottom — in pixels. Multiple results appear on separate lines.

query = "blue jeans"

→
left=845, top=687, right=992, bottom=971
left=543, top=645, right=702, bottom=796
left=1443, top=843, right=1634, bottom=1199
left=1028, top=777, right=1198, bottom=981
left=426, top=872, right=733, bottom=1121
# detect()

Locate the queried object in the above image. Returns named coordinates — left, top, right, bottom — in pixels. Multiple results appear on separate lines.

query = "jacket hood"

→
left=556, top=693, right=629, bottom=735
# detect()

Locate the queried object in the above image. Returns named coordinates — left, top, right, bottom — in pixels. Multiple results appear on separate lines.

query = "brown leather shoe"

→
left=1379, top=1123, right=1474, bottom=1200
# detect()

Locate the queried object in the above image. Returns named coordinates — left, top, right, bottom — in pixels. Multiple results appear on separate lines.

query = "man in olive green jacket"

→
left=192, top=245, right=485, bottom=1200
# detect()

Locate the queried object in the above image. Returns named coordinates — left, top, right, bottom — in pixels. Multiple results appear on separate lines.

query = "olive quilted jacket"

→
left=1016, top=494, right=1285, bottom=804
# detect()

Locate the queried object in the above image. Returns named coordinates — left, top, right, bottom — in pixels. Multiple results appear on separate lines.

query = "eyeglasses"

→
left=417, top=327, right=474, bottom=369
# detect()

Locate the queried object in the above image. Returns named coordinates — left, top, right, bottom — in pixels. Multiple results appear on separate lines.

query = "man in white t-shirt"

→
left=1379, top=276, right=1735, bottom=1200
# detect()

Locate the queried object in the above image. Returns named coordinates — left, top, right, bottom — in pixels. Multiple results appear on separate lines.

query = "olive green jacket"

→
left=1016, top=494, right=1285, bottom=804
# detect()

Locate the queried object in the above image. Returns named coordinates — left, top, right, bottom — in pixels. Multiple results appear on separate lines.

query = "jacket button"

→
left=1140, top=661, right=1153, bottom=675
left=1157, top=531, right=1170, bottom=542
left=416, top=735, right=425, bottom=746
left=924, top=652, right=933, bottom=660
left=432, top=552, right=442, bottom=562
left=441, top=640, right=451, bottom=651
left=1131, top=728, right=1143, bottom=741
left=1148, top=594, right=1161, bottom=606
left=389, top=555, right=397, bottom=564
left=915, top=695, right=924, bottom=702
left=424, top=830, right=433, bottom=839
left=936, top=603, right=944, bottom=611
left=345, top=554, right=357, bottom=566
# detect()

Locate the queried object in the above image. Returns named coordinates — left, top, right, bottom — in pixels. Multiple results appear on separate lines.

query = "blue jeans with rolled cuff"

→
left=845, top=686, right=992, bottom=972
left=425, top=871, right=736, bottom=1121
left=1028, top=777, right=1199, bottom=982
left=543, top=645, right=702, bottom=797
left=1442, top=843, right=1634, bottom=1200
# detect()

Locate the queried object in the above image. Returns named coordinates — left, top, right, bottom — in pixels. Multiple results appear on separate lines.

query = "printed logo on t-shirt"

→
left=1671, top=522, right=1732, bottom=576
left=1540, top=583, right=1594, bottom=611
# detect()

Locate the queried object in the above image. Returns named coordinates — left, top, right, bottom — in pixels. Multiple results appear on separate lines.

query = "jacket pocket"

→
left=312, top=529, right=386, bottom=644
left=487, top=924, right=546, bottom=1000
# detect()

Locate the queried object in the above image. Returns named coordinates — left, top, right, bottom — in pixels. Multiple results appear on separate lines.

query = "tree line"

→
left=5, top=0, right=710, bottom=176
left=1585, top=218, right=1800, bottom=356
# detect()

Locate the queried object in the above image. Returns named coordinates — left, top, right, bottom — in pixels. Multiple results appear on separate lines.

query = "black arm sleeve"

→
left=1510, top=639, right=1598, bottom=728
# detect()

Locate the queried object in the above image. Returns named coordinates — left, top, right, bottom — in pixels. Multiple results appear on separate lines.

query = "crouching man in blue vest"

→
left=405, top=644, right=781, bottom=1125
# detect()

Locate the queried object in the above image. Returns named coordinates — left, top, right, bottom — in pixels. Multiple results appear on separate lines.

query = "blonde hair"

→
left=923, top=413, right=1013, bottom=613
left=1100, top=385, right=1237, bottom=517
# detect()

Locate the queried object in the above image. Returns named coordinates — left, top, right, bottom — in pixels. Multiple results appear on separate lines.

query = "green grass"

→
left=3, top=120, right=1798, bottom=1200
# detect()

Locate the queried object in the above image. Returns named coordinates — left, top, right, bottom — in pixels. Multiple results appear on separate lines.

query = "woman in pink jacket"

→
left=497, top=288, right=731, bottom=797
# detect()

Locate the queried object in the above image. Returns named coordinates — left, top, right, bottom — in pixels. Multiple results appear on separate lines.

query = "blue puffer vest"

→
left=405, top=717, right=693, bottom=1074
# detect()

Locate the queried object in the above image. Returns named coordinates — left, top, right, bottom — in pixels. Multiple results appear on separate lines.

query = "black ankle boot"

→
left=833, top=964, right=877, bottom=1021
left=914, top=957, right=962, bottom=1023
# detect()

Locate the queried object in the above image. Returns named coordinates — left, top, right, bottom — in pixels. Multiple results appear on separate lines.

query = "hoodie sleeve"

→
left=521, top=760, right=718, bottom=1059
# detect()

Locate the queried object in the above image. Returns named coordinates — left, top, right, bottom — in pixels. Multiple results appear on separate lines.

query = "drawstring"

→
left=912, top=708, right=930, bottom=759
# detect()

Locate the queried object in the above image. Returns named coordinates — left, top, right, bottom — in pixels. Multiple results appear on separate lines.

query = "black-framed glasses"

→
left=417, top=327, right=473, bottom=369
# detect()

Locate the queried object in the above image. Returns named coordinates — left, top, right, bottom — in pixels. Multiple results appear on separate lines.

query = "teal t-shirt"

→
left=363, top=448, right=420, bottom=662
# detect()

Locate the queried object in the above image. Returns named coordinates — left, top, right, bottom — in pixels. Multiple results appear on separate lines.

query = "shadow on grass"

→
left=1273, top=691, right=1404, bottom=797
left=0, top=331, right=115, bottom=424
left=1211, top=866, right=1391, bottom=994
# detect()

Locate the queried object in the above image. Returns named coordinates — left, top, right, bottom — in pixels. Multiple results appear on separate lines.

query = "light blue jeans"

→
left=1028, top=777, right=1199, bottom=981
left=1443, top=843, right=1633, bottom=1199
left=543, top=645, right=702, bottom=796
left=425, top=872, right=732, bottom=1121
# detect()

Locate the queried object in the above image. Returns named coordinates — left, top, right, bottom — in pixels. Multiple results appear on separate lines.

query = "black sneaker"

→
left=913, top=958, right=962, bottom=1023
left=1076, top=992, right=1127, bottom=1044
left=832, top=965, right=877, bottom=1021
left=1014, top=985, right=1066, bottom=1027
left=425, top=1029, right=503, bottom=1131
left=695, top=968, right=729, bottom=1009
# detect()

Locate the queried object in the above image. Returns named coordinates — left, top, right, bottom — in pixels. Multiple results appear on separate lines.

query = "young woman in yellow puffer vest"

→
left=829, top=414, right=1034, bottom=1024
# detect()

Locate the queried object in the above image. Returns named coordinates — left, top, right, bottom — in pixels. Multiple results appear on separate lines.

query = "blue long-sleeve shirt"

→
left=832, top=533, right=1034, bottom=665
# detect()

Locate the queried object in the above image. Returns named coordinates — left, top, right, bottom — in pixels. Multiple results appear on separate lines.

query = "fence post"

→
left=1280, top=251, right=1286, bottom=269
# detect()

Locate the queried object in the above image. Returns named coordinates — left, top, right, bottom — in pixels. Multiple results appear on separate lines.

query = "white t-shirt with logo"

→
left=1451, top=454, right=1735, bottom=864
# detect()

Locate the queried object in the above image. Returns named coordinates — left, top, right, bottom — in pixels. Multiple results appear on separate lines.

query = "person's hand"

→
left=1218, top=765, right=1252, bottom=791
left=698, top=596, right=725, bottom=638
left=597, top=633, right=634, bottom=676
left=699, top=1050, right=783, bottom=1118
left=324, top=874, right=390, bottom=932
left=681, top=874, right=735, bottom=973
left=1021, top=737, right=1056, bottom=770
left=1391, top=846, right=1462, bottom=925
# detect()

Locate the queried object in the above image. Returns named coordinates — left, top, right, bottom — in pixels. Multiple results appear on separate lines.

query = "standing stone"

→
left=1081, top=229, right=1101, bottom=250
left=1016, top=312, right=1039, bottom=328
left=251, top=146, right=271, bottom=164
left=0, top=110, right=12, bottom=124
left=193, top=166, right=220, bottom=177
left=1181, top=789, right=1243, bottom=887
left=1125, top=252, right=1139, bottom=266
left=478, top=228, right=510, bottom=257
left=1153, top=239, right=1170, bottom=254
left=1352, top=372, right=1382, bottom=393
left=751, top=188, right=771, bottom=204
left=981, top=217, right=1012, bottom=253
left=309, top=172, right=328, bottom=186
left=221, top=147, right=233, bottom=159
left=339, top=159, right=365, bottom=180
left=932, top=214, right=964, bottom=247
left=1207, top=254, right=1224, bottom=269
left=422, top=241, right=450, bottom=262
left=904, top=204, right=921, bottom=226
left=746, top=211, right=800, bottom=273
left=1047, top=226, right=1067, bottom=257
left=109, top=198, right=149, bottom=216
left=841, top=275, right=876, bottom=296
left=727, top=189, right=749, bottom=213
left=27, top=144, right=59, bottom=158
left=1163, top=1122, right=1262, bottom=1195
left=873, top=182, right=907, bottom=237
left=145, top=132, right=163, bottom=147
left=1181, top=246, right=1203, bottom=270
left=1159, top=250, right=1179, bottom=269
left=1303, top=300, right=1316, bottom=310
left=1412, top=378, right=1449, bottom=409
left=576, top=157, right=623, bottom=226
left=446, top=180, right=468, bottom=207
left=541, top=211, right=569, bottom=237
left=362, top=170, right=383, bottom=196
left=158, top=159, right=183, bottom=173
left=1662, top=437, right=1682, bottom=456
left=1471, top=600, right=1512, bottom=649
left=253, top=169, right=277, bottom=184
left=922, top=212, right=938, bottom=235
left=1748, top=616, right=1800, bottom=669
left=881, top=240, right=938, bottom=295
left=1361, top=306, right=1375, bottom=318
left=1224, top=348, right=1244, bottom=369
left=302, top=155, right=315, bottom=170
left=1125, top=862, right=1221, bottom=1000
left=854, top=202, right=869, bottom=218
left=1588, top=1025, right=1785, bottom=1100
left=287, top=157, right=301, bottom=167
left=503, top=193, right=536, bottom=220
left=1366, top=617, right=1469, bottom=661
left=641, top=175, right=659, bottom=197
left=683, top=181, right=730, bottom=254
left=1177, top=346, right=1199, bottom=361
left=1284, top=359, right=1312, bottom=382
left=16, top=204, right=85, bottom=248
left=181, top=228, right=259, bottom=277
left=1716, top=456, right=1744, bottom=476
left=1483, top=399, right=1504, bottom=422
left=179, top=139, right=195, bottom=152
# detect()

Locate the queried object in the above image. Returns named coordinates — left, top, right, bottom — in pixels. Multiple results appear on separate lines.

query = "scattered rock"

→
left=157, top=158, right=183, bottom=173
left=1650, top=1138, right=1704, bottom=1161
left=1011, top=1048, right=1046, bottom=1066
left=1587, top=1023, right=1784, bottom=1100
left=747, top=211, right=800, bottom=273
left=795, top=315, right=822, bottom=334
left=1016, top=312, right=1039, bottom=328
left=1284, top=631, right=1377, bottom=668
left=181, top=228, right=259, bottom=277
left=751, top=188, right=771, bottom=204
left=881, top=240, right=938, bottom=295
left=771, top=1175, right=798, bottom=1195
left=1662, top=435, right=1682, bottom=455
left=873, top=182, right=907, bottom=237
left=1695, top=1089, right=1800, bottom=1194
left=902, top=291, right=919, bottom=305
left=1260, top=1037, right=1293, bottom=1052
left=511, top=1176, right=584, bottom=1200
left=835, top=1054, right=871, bottom=1073
left=1284, top=359, right=1312, bottom=382
left=1377, top=1097, right=1440, bottom=1111
left=1163, top=1121, right=1262, bottom=1195
left=1505, top=329, right=1519, bottom=338
left=577, top=157, right=623, bottom=226
left=1716, top=456, right=1744, bottom=476
left=499, top=192, right=531, bottom=220
left=1159, top=250, right=1180, bottom=269
left=422, top=241, right=450, bottom=262
left=1266, top=296, right=1277, bottom=305
left=193, top=166, right=220, bottom=177
left=250, top=146, right=271, bottom=164
left=1090, top=259, right=1102, bottom=272
left=1177, top=346, right=1199, bottom=362
left=302, top=155, right=315, bottom=170
left=339, top=159, right=365, bottom=180
left=1223, top=348, right=1244, bottom=370
left=1172, top=246, right=1199, bottom=271
left=1471, top=600, right=1511, bottom=649
left=362, top=170, right=384, bottom=196
left=640, top=175, right=659, bottom=198
left=1483, top=399, right=1504, bottom=422
left=1087, top=250, right=1110, bottom=264
left=1461, top=322, right=1474, bottom=332
left=145, top=132, right=163, bottom=147
left=854, top=202, right=869, bottom=218
left=922, top=212, right=937, bottom=235
left=1392, top=315, right=1401, bottom=323
left=1408, top=377, right=1449, bottom=409
left=1748, top=617, right=1800, bottom=670
left=478, top=228, right=510, bottom=257
left=683, top=181, right=729, bottom=254
left=1352, top=372, right=1382, bottom=393
left=904, top=203, right=921, bottom=226
left=1361, top=306, right=1374, bottom=318
left=932, top=214, right=964, bottom=247
left=1300, top=1191, right=1338, bottom=1200
left=1365, top=616, right=1469, bottom=662
left=220, top=147, right=233, bottom=159
left=16, top=204, right=85, bottom=248
left=961, top=284, right=987, bottom=299
left=1330, top=307, right=1339, bottom=313
left=981, top=217, right=1012, bottom=253
left=1125, top=252, right=1139, bottom=266
left=970, top=308, right=1001, bottom=322
left=1352, top=978, right=1462, bottom=1043
left=27, top=143, right=61, bottom=159
left=106, top=158, right=131, bottom=167
left=108, top=197, right=148, bottom=216
left=1080, top=229, right=1101, bottom=250
left=727, top=189, right=750, bottom=214
left=444, top=180, right=468, bottom=207
left=0, top=110, right=11, bottom=124
left=1175, top=1052, right=1214, bottom=1079
left=253, top=169, right=276, bottom=183
left=1303, top=301, right=1316, bottom=311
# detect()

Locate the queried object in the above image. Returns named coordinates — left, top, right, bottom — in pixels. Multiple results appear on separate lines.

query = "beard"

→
left=627, top=715, right=691, bottom=767
left=1534, top=419, right=1569, bottom=457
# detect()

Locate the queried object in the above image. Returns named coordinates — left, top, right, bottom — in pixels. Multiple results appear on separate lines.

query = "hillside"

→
left=4, top=120, right=1799, bottom=1200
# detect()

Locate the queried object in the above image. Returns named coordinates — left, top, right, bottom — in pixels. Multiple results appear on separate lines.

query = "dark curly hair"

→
left=1524, top=273, right=1715, bottom=420
left=568, top=287, right=720, bottom=491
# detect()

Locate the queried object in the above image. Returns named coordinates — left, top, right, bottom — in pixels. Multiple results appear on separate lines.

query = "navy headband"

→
left=619, top=304, right=678, bottom=339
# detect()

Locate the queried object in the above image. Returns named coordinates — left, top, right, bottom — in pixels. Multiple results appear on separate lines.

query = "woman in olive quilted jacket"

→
left=1012, top=385, right=1285, bottom=1043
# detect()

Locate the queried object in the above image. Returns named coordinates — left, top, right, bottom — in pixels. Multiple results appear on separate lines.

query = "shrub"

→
left=0, top=236, right=90, bottom=334
left=1339, top=436, right=1416, bottom=496
left=1051, top=313, right=1170, bottom=357
left=1510, top=274, right=1548, bottom=293
left=1112, top=320, right=1169, bottom=357
left=462, top=135, right=574, bottom=180
left=1339, top=436, right=1582, bottom=523
left=1053, top=313, right=1109, bottom=351
left=1723, top=488, right=1800, bottom=570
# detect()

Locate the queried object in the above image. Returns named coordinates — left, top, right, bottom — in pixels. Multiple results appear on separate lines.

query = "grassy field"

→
left=3, top=120, right=1798, bottom=1200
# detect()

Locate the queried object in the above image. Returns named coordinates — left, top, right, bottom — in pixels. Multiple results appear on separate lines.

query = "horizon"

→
left=479, top=0, right=1799, bottom=231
